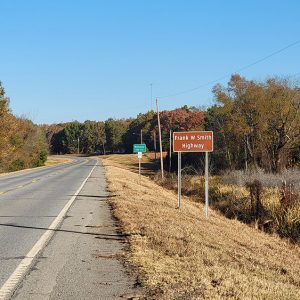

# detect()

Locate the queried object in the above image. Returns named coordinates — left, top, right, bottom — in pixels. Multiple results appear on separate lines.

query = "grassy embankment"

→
left=102, top=154, right=300, bottom=299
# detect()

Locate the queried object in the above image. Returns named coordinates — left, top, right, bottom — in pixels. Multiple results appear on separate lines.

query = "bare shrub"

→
left=215, top=169, right=300, bottom=241
left=280, top=181, right=299, bottom=211
left=246, top=180, right=264, bottom=219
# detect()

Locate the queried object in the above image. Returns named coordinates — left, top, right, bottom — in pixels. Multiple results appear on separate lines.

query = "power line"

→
left=157, top=39, right=300, bottom=99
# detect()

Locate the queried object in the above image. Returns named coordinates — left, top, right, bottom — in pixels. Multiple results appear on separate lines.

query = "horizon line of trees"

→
left=1, top=74, right=300, bottom=174
left=44, top=74, right=300, bottom=174
left=43, top=105, right=204, bottom=155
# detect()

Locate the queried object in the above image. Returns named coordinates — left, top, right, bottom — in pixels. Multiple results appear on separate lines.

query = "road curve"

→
left=0, top=157, right=97, bottom=289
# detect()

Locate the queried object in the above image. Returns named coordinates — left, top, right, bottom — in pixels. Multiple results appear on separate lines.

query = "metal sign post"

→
left=138, top=151, right=142, bottom=182
left=178, top=152, right=181, bottom=208
left=173, top=131, right=213, bottom=217
left=205, top=151, right=209, bottom=218
left=169, top=130, right=172, bottom=172
left=133, top=144, right=146, bottom=185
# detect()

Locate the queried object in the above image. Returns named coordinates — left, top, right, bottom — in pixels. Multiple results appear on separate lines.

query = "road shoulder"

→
left=13, top=162, right=141, bottom=300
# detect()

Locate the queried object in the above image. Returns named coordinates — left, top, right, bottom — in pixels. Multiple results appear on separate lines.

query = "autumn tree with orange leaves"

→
left=0, top=81, right=48, bottom=172
left=206, top=74, right=300, bottom=172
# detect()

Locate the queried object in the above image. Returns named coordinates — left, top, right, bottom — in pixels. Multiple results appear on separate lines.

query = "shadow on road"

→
left=73, top=194, right=118, bottom=199
left=0, top=223, right=127, bottom=241
left=67, top=194, right=118, bottom=201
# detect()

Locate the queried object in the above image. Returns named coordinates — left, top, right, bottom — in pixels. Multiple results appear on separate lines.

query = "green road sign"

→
left=133, top=144, right=146, bottom=153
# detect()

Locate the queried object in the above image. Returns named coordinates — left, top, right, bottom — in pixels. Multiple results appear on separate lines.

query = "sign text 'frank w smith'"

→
left=173, top=131, right=213, bottom=152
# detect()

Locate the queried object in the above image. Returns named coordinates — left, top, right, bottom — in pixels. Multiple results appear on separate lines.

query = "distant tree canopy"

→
left=0, top=81, right=48, bottom=172
left=121, top=108, right=204, bottom=153
left=122, top=111, right=155, bottom=152
left=44, top=121, right=106, bottom=155
left=157, top=107, right=204, bottom=150
left=82, top=121, right=106, bottom=154
left=105, top=118, right=129, bottom=153
left=44, top=107, right=203, bottom=155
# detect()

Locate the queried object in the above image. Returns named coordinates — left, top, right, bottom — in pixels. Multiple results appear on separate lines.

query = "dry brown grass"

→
left=44, top=155, right=72, bottom=166
left=154, top=172, right=300, bottom=243
left=103, top=153, right=160, bottom=176
left=102, top=156, right=300, bottom=300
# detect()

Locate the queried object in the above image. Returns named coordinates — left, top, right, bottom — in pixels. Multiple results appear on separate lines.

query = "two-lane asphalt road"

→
left=0, top=157, right=97, bottom=297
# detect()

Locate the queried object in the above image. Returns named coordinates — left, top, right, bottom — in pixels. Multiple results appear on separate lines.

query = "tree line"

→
left=44, top=74, right=300, bottom=173
left=43, top=106, right=204, bottom=155
left=0, top=82, right=48, bottom=172
left=1, top=75, right=300, bottom=174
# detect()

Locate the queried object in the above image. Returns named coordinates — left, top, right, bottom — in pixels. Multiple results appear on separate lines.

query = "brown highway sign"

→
left=173, top=131, right=213, bottom=152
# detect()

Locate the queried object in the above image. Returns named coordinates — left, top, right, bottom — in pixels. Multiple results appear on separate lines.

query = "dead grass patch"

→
left=102, top=157, right=300, bottom=299
left=45, top=155, right=72, bottom=166
left=103, top=153, right=160, bottom=176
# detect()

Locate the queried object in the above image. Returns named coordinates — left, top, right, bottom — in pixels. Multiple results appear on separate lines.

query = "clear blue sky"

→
left=1, top=0, right=300, bottom=124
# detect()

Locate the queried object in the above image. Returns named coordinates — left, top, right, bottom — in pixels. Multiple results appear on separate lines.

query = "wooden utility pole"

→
left=154, top=130, right=157, bottom=160
left=156, top=98, right=164, bottom=179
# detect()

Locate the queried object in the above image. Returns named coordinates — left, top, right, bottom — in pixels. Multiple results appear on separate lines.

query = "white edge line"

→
left=0, top=161, right=97, bottom=300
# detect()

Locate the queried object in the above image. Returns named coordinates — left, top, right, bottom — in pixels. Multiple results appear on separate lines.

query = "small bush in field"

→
left=32, top=150, right=48, bottom=167
left=8, top=159, right=25, bottom=171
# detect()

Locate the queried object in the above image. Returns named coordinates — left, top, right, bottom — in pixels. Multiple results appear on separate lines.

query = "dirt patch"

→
left=102, top=157, right=300, bottom=299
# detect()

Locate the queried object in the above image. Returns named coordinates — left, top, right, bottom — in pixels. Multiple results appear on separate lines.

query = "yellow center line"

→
left=0, top=161, right=81, bottom=196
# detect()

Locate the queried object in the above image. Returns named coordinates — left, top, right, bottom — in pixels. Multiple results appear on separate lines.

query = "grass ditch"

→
left=102, top=155, right=300, bottom=299
left=154, top=170, right=300, bottom=244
